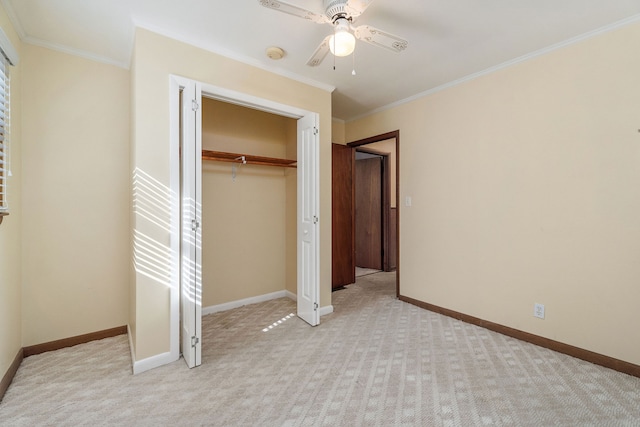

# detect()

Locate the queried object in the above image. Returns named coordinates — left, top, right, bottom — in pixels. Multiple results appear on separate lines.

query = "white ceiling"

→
left=3, top=0, right=640, bottom=121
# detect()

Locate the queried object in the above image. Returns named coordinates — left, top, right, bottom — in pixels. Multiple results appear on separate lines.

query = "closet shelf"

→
left=202, top=150, right=297, bottom=168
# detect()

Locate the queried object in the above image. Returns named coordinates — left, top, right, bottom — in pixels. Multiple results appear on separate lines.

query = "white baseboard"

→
left=286, top=292, right=333, bottom=316
left=202, top=290, right=290, bottom=315
left=128, top=325, right=179, bottom=375
left=201, top=290, right=333, bottom=318
left=133, top=351, right=177, bottom=375
left=320, top=305, right=334, bottom=316
left=128, top=290, right=335, bottom=375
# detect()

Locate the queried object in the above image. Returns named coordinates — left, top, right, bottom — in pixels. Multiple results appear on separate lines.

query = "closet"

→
left=200, top=98, right=298, bottom=310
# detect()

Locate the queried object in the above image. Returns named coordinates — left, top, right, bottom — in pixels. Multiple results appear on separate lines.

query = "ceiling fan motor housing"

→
left=324, top=0, right=348, bottom=20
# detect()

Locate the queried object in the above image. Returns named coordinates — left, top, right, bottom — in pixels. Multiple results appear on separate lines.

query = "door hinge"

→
left=314, top=302, right=319, bottom=311
left=191, top=336, right=199, bottom=348
left=313, top=215, right=319, bottom=224
left=191, top=219, right=200, bottom=231
left=313, top=127, right=319, bottom=136
left=192, top=99, right=199, bottom=112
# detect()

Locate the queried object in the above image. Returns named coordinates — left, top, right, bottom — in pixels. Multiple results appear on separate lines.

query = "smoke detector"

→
left=266, top=46, right=285, bottom=60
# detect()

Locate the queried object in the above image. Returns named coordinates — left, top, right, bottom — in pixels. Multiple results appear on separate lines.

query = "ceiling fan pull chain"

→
left=333, top=25, right=337, bottom=71
left=352, top=46, right=356, bottom=76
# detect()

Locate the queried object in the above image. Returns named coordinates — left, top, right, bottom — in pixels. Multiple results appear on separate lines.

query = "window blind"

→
left=0, top=52, right=8, bottom=211
left=0, top=24, right=17, bottom=213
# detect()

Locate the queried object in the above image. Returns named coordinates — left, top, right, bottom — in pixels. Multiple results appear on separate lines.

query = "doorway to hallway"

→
left=331, top=130, right=399, bottom=296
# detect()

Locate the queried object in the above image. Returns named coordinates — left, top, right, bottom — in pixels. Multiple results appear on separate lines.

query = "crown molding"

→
left=347, top=13, right=640, bottom=123
left=23, top=36, right=130, bottom=69
left=133, top=21, right=335, bottom=94
left=0, top=0, right=26, bottom=39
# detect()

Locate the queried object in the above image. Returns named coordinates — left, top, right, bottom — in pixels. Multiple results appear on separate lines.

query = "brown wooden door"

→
left=355, top=157, right=382, bottom=270
left=389, top=207, right=397, bottom=270
left=331, top=144, right=355, bottom=288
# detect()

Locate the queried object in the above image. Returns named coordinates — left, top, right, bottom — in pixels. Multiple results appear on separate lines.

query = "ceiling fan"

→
left=259, top=0, right=408, bottom=66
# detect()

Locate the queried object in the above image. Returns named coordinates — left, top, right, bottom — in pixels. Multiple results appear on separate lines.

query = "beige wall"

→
left=201, top=98, right=296, bottom=307
left=347, top=22, right=640, bottom=365
left=21, top=44, right=130, bottom=346
left=0, top=6, right=22, bottom=380
left=332, top=118, right=346, bottom=144
left=131, top=28, right=332, bottom=361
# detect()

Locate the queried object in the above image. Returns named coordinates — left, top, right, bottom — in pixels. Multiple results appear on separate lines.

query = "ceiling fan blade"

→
left=345, top=0, right=374, bottom=18
left=258, top=0, right=329, bottom=24
left=353, top=25, right=408, bottom=53
left=306, top=35, right=332, bottom=66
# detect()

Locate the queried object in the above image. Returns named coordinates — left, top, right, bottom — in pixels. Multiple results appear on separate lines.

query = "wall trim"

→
left=347, top=13, right=640, bottom=123
left=23, top=326, right=128, bottom=357
left=285, top=291, right=333, bottom=317
left=135, top=23, right=335, bottom=93
left=202, top=290, right=290, bottom=316
left=399, top=295, right=640, bottom=378
left=132, top=350, right=177, bottom=375
left=283, top=291, right=333, bottom=316
left=0, top=0, right=26, bottom=40
left=201, top=290, right=334, bottom=317
left=0, top=24, right=19, bottom=65
left=1, top=0, right=129, bottom=70
left=319, top=305, right=334, bottom=316
left=23, top=36, right=129, bottom=69
left=0, top=348, right=23, bottom=402
left=129, top=315, right=179, bottom=375
left=285, top=290, right=296, bottom=301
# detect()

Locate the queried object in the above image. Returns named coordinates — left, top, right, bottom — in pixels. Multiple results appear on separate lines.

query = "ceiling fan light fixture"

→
left=261, top=0, right=408, bottom=67
left=329, top=18, right=355, bottom=57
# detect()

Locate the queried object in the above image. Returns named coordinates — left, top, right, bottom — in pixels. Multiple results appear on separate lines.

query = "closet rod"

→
left=202, top=150, right=297, bottom=168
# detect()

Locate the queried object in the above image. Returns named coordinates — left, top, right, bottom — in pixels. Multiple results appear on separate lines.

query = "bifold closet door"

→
left=297, top=113, right=320, bottom=327
left=181, top=81, right=202, bottom=368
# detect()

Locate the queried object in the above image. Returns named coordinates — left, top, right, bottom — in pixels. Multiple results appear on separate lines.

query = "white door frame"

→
left=169, top=76, right=321, bottom=361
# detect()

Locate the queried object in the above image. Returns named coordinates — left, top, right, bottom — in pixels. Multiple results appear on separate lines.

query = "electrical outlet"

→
left=534, top=303, right=545, bottom=319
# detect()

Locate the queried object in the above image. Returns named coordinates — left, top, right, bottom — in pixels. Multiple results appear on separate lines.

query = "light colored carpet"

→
left=355, top=266, right=381, bottom=277
left=1, top=271, right=640, bottom=426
